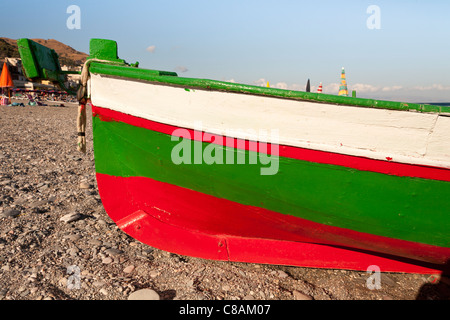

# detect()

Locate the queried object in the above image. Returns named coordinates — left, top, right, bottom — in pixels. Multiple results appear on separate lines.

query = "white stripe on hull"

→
left=89, top=73, right=450, bottom=169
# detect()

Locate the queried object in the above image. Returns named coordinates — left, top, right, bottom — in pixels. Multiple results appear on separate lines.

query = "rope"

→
left=76, top=58, right=111, bottom=153
left=77, top=58, right=112, bottom=101
left=77, top=102, right=87, bottom=153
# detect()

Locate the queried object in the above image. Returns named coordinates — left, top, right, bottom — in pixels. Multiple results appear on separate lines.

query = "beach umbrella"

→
left=317, top=82, right=323, bottom=93
left=0, top=62, right=14, bottom=88
left=0, top=62, right=14, bottom=105
left=306, top=79, right=311, bottom=92
left=338, top=67, right=348, bottom=96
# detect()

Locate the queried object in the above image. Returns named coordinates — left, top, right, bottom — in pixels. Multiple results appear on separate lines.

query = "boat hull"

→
left=91, top=99, right=450, bottom=274
left=96, top=172, right=448, bottom=273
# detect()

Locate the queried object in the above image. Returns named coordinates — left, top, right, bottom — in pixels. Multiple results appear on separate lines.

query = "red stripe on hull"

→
left=96, top=173, right=449, bottom=274
left=92, top=105, right=450, bottom=182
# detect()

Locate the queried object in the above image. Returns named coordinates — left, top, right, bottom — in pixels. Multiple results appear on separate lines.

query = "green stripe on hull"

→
left=93, top=115, right=450, bottom=248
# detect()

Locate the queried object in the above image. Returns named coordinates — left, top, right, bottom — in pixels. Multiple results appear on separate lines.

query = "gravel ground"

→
left=0, top=100, right=448, bottom=301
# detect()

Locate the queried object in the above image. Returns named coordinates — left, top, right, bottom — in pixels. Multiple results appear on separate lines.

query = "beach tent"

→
left=0, top=62, right=14, bottom=105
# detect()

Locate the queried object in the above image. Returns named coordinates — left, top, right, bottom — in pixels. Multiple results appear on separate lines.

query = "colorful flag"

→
left=338, top=67, right=348, bottom=96
left=317, top=82, right=323, bottom=93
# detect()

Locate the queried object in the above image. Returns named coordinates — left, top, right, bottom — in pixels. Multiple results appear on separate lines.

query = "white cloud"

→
left=146, top=45, right=156, bottom=53
left=412, top=84, right=450, bottom=91
left=349, top=84, right=404, bottom=93
left=351, top=83, right=380, bottom=93
left=253, top=78, right=297, bottom=90
left=323, top=83, right=340, bottom=94
left=254, top=78, right=267, bottom=87
left=272, top=82, right=289, bottom=90
left=323, top=83, right=405, bottom=94
left=289, top=83, right=307, bottom=91
left=381, top=85, right=403, bottom=92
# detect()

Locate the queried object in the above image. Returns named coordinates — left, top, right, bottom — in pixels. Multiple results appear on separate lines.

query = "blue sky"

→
left=2, top=0, right=450, bottom=102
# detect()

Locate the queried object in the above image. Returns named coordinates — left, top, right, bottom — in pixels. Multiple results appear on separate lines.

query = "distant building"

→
left=1, top=58, right=82, bottom=92
left=2, top=58, right=27, bottom=84
left=62, top=64, right=82, bottom=91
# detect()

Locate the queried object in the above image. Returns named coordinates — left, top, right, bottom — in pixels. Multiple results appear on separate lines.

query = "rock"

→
left=97, top=219, right=107, bottom=225
left=88, top=239, right=103, bottom=246
left=381, top=274, right=398, bottom=287
left=60, top=212, right=81, bottom=223
left=105, top=248, right=124, bottom=256
left=92, top=281, right=106, bottom=287
left=65, top=234, right=82, bottom=241
left=102, top=257, right=113, bottom=264
left=19, top=289, right=30, bottom=297
left=59, top=277, right=67, bottom=287
left=292, top=290, right=313, bottom=300
left=1, top=208, right=21, bottom=218
left=30, top=200, right=48, bottom=208
left=123, top=265, right=135, bottom=273
left=67, top=247, right=79, bottom=256
left=79, top=182, right=90, bottom=189
left=0, top=180, right=12, bottom=186
left=14, top=198, right=27, bottom=206
left=128, top=289, right=160, bottom=300
left=0, top=288, right=8, bottom=299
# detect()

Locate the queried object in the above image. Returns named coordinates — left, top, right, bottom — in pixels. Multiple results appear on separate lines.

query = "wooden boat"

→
left=18, top=38, right=450, bottom=274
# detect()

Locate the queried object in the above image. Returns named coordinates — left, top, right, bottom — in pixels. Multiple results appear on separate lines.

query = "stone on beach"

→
left=102, top=257, right=113, bottom=264
left=105, top=248, right=124, bottom=256
left=79, top=181, right=90, bottom=189
left=1, top=208, right=21, bottom=218
left=292, top=290, right=313, bottom=300
left=60, top=212, right=81, bottom=223
left=123, top=265, right=135, bottom=273
left=128, top=289, right=160, bottom=300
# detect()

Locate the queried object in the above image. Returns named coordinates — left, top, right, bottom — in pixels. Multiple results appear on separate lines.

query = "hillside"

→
left=0, top=38, right=20, bottom=59
left=0, top=37, right=87, bottom=67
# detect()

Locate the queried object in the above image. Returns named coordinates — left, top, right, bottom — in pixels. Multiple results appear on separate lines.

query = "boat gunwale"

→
left=88, top=61, right=450, bottom=115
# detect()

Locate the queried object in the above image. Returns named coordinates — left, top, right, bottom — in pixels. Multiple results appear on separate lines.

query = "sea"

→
left=424, top=102, right=450, bottom=106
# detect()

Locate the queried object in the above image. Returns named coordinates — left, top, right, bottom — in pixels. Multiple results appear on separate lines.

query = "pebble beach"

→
left=0, top=100, right=448, bottom=301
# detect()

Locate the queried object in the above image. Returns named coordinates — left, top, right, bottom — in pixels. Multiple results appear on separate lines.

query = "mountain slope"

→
left=0, top=37, right=87, bottom=67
